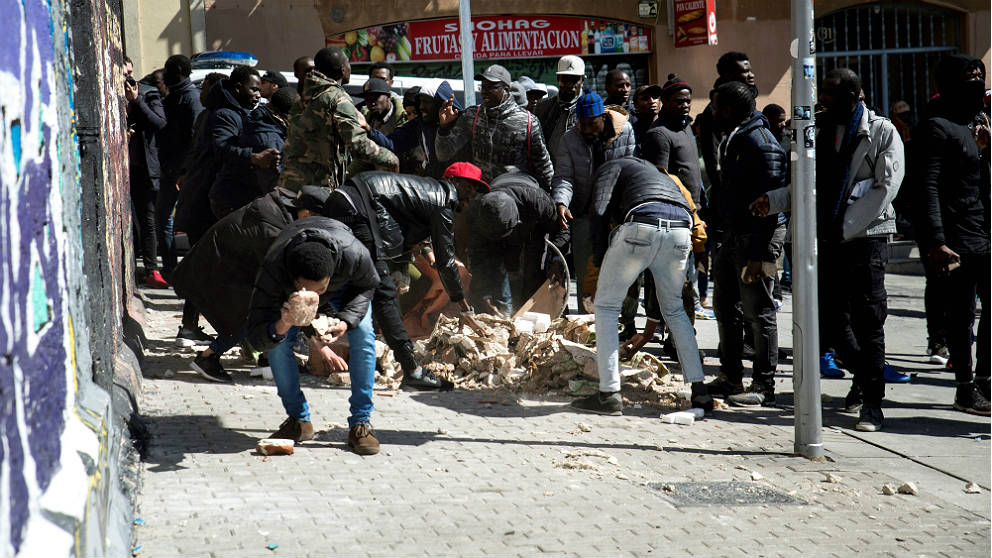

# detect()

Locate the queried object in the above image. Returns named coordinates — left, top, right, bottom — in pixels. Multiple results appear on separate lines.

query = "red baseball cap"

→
left=442, top=162, right=490, bottom=192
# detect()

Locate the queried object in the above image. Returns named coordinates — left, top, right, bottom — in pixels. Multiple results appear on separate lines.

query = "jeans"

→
left=712, top=227, right=785, bottom=386
left=571, top=216, right=592, bottom=309
left=209, top=326, right=247, bottom=356
left=594, top=221, right=703, bottom=392
left=946, top=253, right=989, bottom=384
left=156, top=174, right=179, bottom=274
left=131, top=186, right=159, bottom=272
left=819, top=238, right=888, bottom=405
left=920, top=249, right=949, bottom=347
left=268, top=301, right=376, bottom=427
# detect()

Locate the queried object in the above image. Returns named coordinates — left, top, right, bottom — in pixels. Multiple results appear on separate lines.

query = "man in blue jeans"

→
left=571, top=157, right=712, bottom=415
left=245, top=217, right=381, bottom=454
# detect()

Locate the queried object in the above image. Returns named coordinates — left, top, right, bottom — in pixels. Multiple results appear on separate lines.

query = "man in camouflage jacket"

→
left=278, top=47, right=398, bottom=192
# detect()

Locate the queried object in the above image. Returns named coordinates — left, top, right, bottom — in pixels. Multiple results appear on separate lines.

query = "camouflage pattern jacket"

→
left=278, top=70, right=398, bottom=192
left=435, top=96, right=554, bottom=191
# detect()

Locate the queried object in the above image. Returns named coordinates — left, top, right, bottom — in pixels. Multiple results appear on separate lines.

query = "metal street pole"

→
left=790, top=0, right=824, bottom=459
left=459, top=0, right=476, bottom=107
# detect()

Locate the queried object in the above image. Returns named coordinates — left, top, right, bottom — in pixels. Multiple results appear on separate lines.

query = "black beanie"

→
left=473, top=191, right=519, bottom=241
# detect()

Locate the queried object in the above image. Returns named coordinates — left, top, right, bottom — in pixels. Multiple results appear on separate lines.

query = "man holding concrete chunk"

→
left=245, top=217, right=381, bottom=455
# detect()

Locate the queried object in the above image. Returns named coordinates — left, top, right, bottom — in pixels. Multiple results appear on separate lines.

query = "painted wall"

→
left=2, top=1, right=141, bottom=556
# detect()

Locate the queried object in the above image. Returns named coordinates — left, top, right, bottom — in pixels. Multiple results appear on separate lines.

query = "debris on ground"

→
left=256, top=439, right=295, bottom=456
left=576, top=422, right=592, bottom=432
left=660, top=409, right=704, bottom=425
left=964, top=482, right=982, bottom=494
left=751, top=471, right=764, bottom=481
left=897, top=482, right=919, bottom=496
left=133, top=518, right=146, bottom=526
left=266, top=543, right=279, bottom=551
left=881, top=483, right=898, bottom=495
left=373, top=313, right=694, bottom=406
left=823, top=473, right=842, bottom=484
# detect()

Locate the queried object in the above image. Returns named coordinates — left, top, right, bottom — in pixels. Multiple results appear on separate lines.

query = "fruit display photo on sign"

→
left=673, top=0, right=718, bottom=48
left=327, top=16, right=653, bottom=63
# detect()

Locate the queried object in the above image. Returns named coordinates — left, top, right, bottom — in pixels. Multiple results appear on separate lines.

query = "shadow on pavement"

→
left=141, top=414, right=259, bottom=472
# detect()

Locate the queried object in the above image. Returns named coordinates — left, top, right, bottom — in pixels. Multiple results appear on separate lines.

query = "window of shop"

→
left=815, top=2, right=961, bottom=120
left=330, top=16, right=654, bottom=101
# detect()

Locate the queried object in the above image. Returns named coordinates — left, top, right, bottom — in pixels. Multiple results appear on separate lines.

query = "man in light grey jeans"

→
left=571, top=157, right=713, bottom=415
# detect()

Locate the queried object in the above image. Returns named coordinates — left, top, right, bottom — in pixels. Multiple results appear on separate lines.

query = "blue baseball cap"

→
left=576, top=90, right=604, bottom=119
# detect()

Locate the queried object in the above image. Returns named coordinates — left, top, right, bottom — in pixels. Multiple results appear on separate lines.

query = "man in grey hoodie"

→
left=752, top=68, right=904, bottom=431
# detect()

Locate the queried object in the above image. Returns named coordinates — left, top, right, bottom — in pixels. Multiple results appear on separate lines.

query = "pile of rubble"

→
left=362, top=313, right=689, bottom=406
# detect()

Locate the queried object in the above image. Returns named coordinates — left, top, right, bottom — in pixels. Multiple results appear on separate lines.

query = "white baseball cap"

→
left=557, top=55, right=585, bottom=76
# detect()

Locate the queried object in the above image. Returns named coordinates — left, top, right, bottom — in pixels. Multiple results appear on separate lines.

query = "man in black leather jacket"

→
left=320, top=163, right=490, bottom=390
left=706, top=81, right=789, bottom=407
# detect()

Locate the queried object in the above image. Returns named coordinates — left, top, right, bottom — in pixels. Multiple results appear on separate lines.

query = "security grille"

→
left=815, top=2, right=961, bottom=119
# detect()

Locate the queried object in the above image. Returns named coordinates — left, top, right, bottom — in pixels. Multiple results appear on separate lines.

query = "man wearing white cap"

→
left=535, top=55, right=586, bottom=165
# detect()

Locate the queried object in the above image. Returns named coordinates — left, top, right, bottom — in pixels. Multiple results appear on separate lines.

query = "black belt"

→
left=625, top=215, right=691, bottom=228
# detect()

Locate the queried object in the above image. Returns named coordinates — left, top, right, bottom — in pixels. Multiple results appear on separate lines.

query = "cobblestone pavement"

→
left=133, top=274, right=989, bottom=557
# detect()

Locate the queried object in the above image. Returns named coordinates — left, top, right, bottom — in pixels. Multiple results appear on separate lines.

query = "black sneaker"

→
left=400, top=368, right=454, bottom=391
left=175, top=326, right=215, bottom=348
left=928, top=342, right=950, bottom=366
left=953, top=383, right=992, bottom=416
left=728, top=382, right=775, bottom=407
left=977, top=377, right=991, bottom=400
left=571, top=391, right=623, bottom=415
left=191, top=352, right=232, bottom=383
left=690, top=382, right=714, bottom=416
left=855, top=406, right=883, bottom=431
left=704, top=374, right=745, bottom=398
left=844, top=385, right=863, bottom=413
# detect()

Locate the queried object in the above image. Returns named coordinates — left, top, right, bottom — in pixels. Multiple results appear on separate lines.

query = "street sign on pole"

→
left=790, top=0, right=824, bottom=459
left=459, top=0, right=476, bottom=107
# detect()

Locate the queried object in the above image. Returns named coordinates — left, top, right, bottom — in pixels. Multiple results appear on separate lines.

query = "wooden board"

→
left=512, top=279, right=568, bottom=320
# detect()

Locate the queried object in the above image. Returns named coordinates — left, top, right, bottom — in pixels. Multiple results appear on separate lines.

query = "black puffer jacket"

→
left=641, top=113, right=703, bottom=205
left=246, top=217, right=379, bottom=351
left=590, top=157, right=691, bottom=266
left=480, top=172, right=570, bottom=254
left=127, top=80, right=167, bottom=190
left=436, top=96, right=554, bottom=190
left=171, top=190, right=295, bottom=336
left=210, top=105, right=287, bottom=212
left=341, top=171, right=465, bottom=302
left=718, top=110, right=789, bottom=260
left=159, top=78, right=203, bottom=177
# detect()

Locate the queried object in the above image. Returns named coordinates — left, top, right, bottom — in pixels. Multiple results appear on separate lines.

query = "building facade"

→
left=125, top=1, right=990, bottom=118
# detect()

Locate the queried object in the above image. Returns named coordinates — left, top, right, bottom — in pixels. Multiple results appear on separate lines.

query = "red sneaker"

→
left=144, top=270, right=169, bottom=289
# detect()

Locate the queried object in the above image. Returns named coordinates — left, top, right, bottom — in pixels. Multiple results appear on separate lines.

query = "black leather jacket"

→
left=342, top=171, right=466, bottom=303
left=590, top=157, right=691, bottom=265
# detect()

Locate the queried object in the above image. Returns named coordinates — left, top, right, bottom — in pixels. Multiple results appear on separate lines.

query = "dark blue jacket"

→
left=210, top=105, right=287, bottom=212
left=159, top=78, right=203, bottom=178
left=718, top=110, right=789, bottom=260
left=127, top=80, right=167, bottom=190
left=367, top=82, right=466, bottom=178
left=175, top=80, right=250, bottom=237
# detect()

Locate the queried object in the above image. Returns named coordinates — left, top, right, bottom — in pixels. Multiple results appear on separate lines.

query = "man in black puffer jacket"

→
left=210, top=86, right=298, bottom=214
left=245, top=217, right=382, bottom=454
left=706, top=81, right=789, bottom=407
left=468, top=170, right=570, bottom=315
left=320, top=163, right=491, bottom=390
left=570, top=156, right=711, bottom=417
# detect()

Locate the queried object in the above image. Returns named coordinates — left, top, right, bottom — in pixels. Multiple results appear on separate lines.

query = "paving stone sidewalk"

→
left=133, top=274, right=990, bottom=557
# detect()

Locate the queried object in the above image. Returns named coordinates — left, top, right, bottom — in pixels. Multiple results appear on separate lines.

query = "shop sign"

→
left=327, top=15, right=653, bottom=63
left=673, top=0, right=718, bottom=48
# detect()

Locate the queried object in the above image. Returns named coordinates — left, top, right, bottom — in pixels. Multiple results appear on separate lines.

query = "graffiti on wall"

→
left=0, top=1, right=112, bottom=555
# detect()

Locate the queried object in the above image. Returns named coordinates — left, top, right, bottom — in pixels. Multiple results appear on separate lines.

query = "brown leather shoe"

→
left=270, top=417, right=314, bottom=442
left=348, top=421, right=380, bottom=455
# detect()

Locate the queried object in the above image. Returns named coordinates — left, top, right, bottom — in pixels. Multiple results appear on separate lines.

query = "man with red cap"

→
left=320, top=162, right=490, bottom=390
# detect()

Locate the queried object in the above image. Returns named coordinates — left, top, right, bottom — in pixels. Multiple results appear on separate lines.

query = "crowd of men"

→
left=124, top=45, right=989, bottom=455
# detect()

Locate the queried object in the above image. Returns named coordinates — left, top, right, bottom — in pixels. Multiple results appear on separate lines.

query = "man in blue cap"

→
left=552, top=90, right=636, bottom=311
